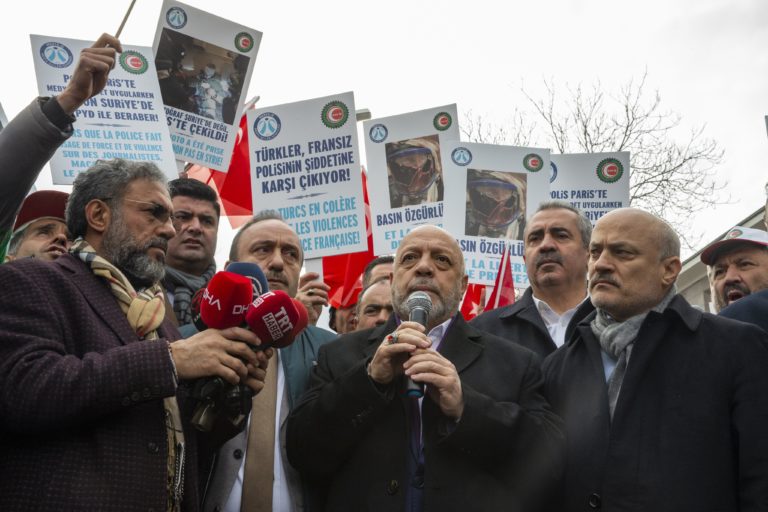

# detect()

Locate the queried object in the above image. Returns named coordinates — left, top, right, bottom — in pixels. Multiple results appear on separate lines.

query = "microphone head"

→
left=225, top=261, right=269, bottom=296
left=200, top=271, right=254, bottom=329
left=406, top=291, right=433, bottom=314
left=245, top=290, right=301, bottom=349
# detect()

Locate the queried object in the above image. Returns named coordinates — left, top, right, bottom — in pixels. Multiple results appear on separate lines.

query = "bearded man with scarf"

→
left=0, top=160, right=270, bottom=511
left=542, top=208, right=768, bottom=512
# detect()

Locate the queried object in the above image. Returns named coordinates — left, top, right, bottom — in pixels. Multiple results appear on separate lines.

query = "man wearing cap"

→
left=702, top=225, right=768, bottom=332
left=0, top=34, right=122, bottom=261
left=5, top=190, right=69, bottom=261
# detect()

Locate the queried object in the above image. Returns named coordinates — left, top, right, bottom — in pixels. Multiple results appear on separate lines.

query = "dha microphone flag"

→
left=245, top=290, right=302, bottom=349
left=198, top=271, right=254, bottom=329
left=225, top=261, right=269, bottom=295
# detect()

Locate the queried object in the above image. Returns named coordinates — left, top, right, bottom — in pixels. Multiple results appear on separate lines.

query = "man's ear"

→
left=84, top=199, right=111, bottom=235
left=661, top=256, right=682, bottom=287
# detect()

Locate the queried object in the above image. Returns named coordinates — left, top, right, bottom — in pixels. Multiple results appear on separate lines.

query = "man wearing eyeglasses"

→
left=0, top=159, right=270, bottom=511
left=163, top=178, right=221, bottom=330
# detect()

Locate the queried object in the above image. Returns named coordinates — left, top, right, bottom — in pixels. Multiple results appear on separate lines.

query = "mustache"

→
left=723, top=282, right=749, bottom=297
left=145, top=238, right=168, bottom=252
left=590, top=273, right=620, bottom=288
left=265, top=270, right=288, bottom=284
left=407, top=278, right=439, bottom=294
left=534, top=252, right=563, bottom=268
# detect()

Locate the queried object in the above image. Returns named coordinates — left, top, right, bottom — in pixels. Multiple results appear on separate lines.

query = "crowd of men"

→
left=1, top=34, right=767, bottom=512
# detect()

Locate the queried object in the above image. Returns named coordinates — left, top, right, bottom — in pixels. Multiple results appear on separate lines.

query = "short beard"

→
left=102, top=213, right=167, bottom=289
left=393, top=280, right=463, bottom=328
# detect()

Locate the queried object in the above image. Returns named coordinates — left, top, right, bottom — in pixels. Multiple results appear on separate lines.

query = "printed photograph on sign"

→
left=465, top=169, right=527, bottom=240
left=385, top=135, right=443, bottom=208
left=155, top=28, right=249, bottom=125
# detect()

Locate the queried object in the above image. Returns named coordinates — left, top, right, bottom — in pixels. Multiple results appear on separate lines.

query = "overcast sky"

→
left=1, top=0, right=765, bottom=265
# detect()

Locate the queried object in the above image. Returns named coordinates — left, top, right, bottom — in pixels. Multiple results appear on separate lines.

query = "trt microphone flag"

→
left=486, top=244, right=515, bottom=311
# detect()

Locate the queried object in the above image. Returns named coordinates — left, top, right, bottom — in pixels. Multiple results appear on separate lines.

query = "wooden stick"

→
left=115, top=0, right=137, bottom=38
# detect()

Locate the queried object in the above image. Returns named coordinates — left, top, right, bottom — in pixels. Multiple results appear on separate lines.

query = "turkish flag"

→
left=460, top=283, right=487, bottom=321
left=322, top=169, right=375, bottom=308
left=486, top=244, right=515, bottom=311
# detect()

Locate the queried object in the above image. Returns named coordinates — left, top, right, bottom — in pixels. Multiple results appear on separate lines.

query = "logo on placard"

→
left=523, top=153, right=544, bottom=172
left=451, top=147, right=472, bottom=166
left=433, top=112, right=452, bottom=131
left=166, top=7, right=187, bottom=28
left=119, top=51, right=148, bottom=74
left=726, top=228, right=743, bottom=239
left=254, top=112, right=281, bottom=141
left=321, top=101, right=349, bottom=129
left=596, top=157, right=623, bottom=183
left=369, top=124, right=388, bottom=143
left=40, top=42, right=73, bottom=68
left=549, top=162, right=558, bottom=183
left=235, top=32, right=254, bottom=52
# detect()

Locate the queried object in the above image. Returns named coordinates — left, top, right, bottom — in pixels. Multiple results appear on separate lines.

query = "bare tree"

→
left=463, top=72, right=726, bottom=248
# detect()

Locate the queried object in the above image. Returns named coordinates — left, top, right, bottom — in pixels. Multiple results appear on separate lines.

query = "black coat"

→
left=287, top=315, right=564, bottom=512
left=470, top=287, right=594, bottom=359
left=542, top=295, right=768, bottom=512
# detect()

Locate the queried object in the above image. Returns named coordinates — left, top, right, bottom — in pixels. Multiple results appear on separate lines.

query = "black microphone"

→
left=405, top=291, right=432, bottom=398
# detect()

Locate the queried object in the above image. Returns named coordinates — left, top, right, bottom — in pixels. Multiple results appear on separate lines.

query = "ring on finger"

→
left=386, top=332, right=399, bottom=345
left=307, top=288, right=314, bottom=296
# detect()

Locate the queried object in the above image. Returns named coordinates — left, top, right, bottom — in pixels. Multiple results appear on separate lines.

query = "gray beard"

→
left=392, top=282, right=463, bottom=328
left=102, top=216, right=166, bottom=289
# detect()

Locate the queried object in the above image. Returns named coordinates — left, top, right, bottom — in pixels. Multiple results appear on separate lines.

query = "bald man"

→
left=542, top=208, right=768, bottom=512
left=287, top=225, right=563, bottom=512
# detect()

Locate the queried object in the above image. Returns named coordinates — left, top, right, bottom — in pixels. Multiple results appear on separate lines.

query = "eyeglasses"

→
left=101, top=197, right=173, bottom=224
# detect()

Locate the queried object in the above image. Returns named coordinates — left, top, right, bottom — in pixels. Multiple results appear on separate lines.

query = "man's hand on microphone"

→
left=296, top=272, right=329, bottom=325
left=404, top=350, right=464, bottom=420
left=368, top=321, right=430, bottom=385
left=169, top=327, right=272, bottom=394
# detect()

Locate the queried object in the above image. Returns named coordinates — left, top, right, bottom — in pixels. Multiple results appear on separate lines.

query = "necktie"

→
left=241, top=353, right=278, bottom=512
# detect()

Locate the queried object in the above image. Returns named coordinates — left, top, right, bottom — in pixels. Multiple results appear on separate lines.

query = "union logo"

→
left=254, top=112, right=281, bottom=141
left=40, top=42, right=73, bottom=68
left=119, top=51, right=148, bottom=74
left=235, top=32, right=254, bottom=53
left=596, top=158, right=624, bottom=183
left=549, top=162, right=558, bottom=183
left=523, top=153, right=544, bottom=172
left=369, top=124, right=388, bottom=143
left=451, top=147, right=472, bottom=166
left=433, top=112, right=452, bottom=131
left=166, top=7, right=187, bottom=28
left=726, top=229, right=743, bottom=239
left=321, top=101, right=349, bottom=129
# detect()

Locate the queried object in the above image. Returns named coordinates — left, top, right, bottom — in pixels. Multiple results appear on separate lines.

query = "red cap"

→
left=13, top=190, right=69, bottom=232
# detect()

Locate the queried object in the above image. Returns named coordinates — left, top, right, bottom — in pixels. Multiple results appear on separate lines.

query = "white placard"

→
left=30, top=35, right=178, bottom=184
left=363, top=105, right=459, bottom=254
left=0, top=102, right=7, bottom=132
left=442, top=142, right=550, bottom=286
left=153, top=0, right=262, bottom=170
left=248, top=91, right=366, bottom=258
left=549, top=152, right=630, bottom=224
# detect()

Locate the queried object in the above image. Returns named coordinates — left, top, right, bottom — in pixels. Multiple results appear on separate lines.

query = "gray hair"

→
left=66, top=159, right=168, bottom=239
left=229, top=209, right=304, bottom=264
left=657, top=218, right=681, bottom=260
left=7, top=226, right=30, bottom=256
left=533, top=200, right=592, bottom=249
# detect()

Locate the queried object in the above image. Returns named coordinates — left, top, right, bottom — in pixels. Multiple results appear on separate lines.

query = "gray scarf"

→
left=591, top=285, right=677, bottom=420
left=163, top=263, right=216, bottom=325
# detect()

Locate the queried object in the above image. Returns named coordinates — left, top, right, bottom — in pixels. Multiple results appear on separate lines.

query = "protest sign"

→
left=30, top=35, right=177, bottom=184
left=247, top=91, right=367, bottom=259
left=442, top=142, right=550, bottom=286
left=363, top=105, right=459, bottom=254
left=153, top=0, right=261, bottom=170
left=0, top=102, right=7, bottom=132
left=549, top=152, right=630, bottom=224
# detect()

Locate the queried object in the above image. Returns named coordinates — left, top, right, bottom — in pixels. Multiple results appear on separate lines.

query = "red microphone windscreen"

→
left=200, top=271, right=254, bottom=329
left=290, top=298, right=309, bottom=337
left=245, top=290, right=300, bottom=349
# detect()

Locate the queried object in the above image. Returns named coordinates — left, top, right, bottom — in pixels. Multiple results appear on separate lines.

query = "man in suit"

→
left=0, top=159, right=269, bottom=511
left=471, top=200, right=594, bottom=358
left=286, top=225, right=563, bottom=512
left=202, top=210, right=336, bottom=512
left=542, top=208, right=768, bottom=511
